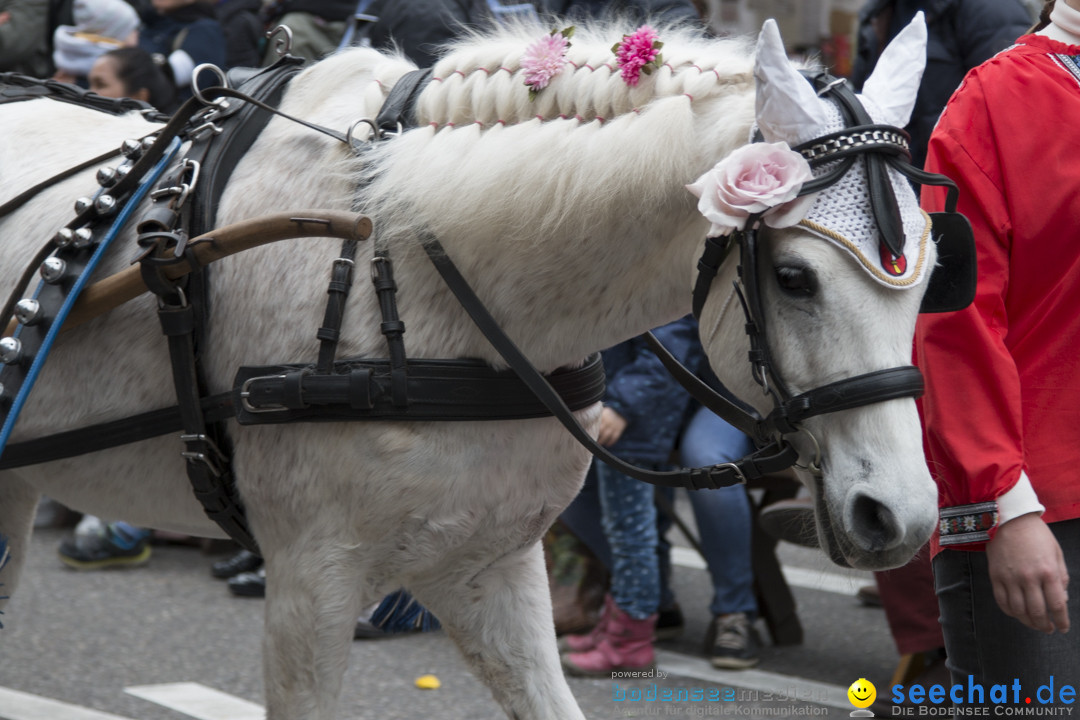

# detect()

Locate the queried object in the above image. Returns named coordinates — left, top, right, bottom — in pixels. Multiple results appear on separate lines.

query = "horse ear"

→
left=754, top=19, right=831, bottom=144
left=859, top=11, right=927, bottom=128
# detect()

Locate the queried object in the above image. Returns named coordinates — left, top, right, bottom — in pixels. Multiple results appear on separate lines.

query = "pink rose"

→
left=686, top=142, right=816, bottom=236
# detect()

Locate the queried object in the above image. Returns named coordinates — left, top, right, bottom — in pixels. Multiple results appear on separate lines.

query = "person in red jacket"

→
left=916, top=0, right=1080, bottom=703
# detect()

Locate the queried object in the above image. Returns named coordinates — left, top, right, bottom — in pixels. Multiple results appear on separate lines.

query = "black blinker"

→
left=919, top=211, right=976, bottom=314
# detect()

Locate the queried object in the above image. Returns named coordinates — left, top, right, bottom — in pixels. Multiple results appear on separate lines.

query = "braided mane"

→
left=353, top=20, right=762, bottom=255
left=419, top=20, right=755, bottom=128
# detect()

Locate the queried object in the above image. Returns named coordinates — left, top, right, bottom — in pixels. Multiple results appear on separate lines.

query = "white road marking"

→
left=124, top=683, right=264, bottom=720
left=0, top=686, right=134, bottom=720
left=2, top=662, right=848, bottom=719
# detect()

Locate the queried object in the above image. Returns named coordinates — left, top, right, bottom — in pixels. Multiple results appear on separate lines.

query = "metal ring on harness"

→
left=346, top=118, right=380, bottom=151
left=792, top=427, right=823, bottom=478
left=191, top=64, right=229, bottom=107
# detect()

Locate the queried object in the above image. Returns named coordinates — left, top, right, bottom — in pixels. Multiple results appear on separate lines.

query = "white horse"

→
left=0, top=15, right=938, bottom=720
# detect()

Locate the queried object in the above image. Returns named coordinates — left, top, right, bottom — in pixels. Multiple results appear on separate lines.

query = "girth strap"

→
left=234, top=355, right=606, bottom=424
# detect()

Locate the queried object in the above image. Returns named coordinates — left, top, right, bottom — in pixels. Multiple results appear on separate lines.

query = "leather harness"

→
left=0, top=60, right=975, bottom=552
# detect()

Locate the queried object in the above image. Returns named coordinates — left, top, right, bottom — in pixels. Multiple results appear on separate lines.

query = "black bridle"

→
left=680, top=70, right=975, bottom=474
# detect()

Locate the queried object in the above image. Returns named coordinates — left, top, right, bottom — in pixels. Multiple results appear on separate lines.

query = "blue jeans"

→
left=560, top=460, right=660, bottom=620
left=596, top=460, right=660, bottom=620
left=933, top=518, right=1080, bottom=708
left=659, top=406, right=757, bottom=618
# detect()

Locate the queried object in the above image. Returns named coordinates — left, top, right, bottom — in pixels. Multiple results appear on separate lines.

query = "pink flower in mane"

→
left=522, top=27, right=574, bottom=101
left=613, top=25, right=663, bottom=86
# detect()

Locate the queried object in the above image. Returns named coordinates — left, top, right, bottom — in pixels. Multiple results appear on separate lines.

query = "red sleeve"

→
left=915, top=74, right=1022, bottom=547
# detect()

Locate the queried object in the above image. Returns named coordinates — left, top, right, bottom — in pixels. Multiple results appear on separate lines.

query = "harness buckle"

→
left=370, top=255, right=391, bottom=282
left=180, top=432, right=227, bottom=462
left=712, top=462, right=748, bottom=486
left=182, top=450, right=223, bottom=476
left=239, top=374, right=289, bottom=413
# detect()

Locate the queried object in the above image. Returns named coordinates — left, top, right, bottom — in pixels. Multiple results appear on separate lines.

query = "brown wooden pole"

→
left=4, top=211, right=372, bottom=337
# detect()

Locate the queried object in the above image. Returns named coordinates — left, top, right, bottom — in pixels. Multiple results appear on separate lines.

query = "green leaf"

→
left=528, top=87, right=538, bottom=102
left=611, top=42, right=622, bottom=54
left=561, top=26, right=575, bottom=39
left=654, top=41, right=664, bottom=50
left=642, top=65, right=653, bottom=75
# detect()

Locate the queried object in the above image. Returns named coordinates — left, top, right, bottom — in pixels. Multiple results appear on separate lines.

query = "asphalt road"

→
left=0, top=497, right=902, bottom=720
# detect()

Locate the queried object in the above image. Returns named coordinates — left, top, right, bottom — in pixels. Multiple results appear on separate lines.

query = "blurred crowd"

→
left=0, top=0, right=371, bottom=109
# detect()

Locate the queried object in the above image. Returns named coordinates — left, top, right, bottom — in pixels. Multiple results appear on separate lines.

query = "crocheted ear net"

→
left=788, top=95, right=930, bottom=289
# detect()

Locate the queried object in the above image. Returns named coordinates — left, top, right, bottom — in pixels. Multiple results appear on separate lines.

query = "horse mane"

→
left=420, top=19, right=756, bottom=127
left=351, top=19, right=760, bottom=255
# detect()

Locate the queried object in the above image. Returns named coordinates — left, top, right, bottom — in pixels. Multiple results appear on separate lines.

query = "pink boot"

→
left=557, top=593, right=617, bottom=653
left=561, top=596, right=656, bottom=678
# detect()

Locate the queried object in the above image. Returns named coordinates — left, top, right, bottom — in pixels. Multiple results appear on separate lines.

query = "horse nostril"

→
left=848, top=493, right=903, bottom=552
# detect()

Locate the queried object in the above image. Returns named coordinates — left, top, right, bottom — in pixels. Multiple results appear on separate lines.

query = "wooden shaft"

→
left=4, top=211, right=372, bottom=337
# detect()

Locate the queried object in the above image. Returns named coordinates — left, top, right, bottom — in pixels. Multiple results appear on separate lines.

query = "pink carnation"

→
left=614, top=25, right=662, bottom=87
left=686, top=142, right=816, bottom=236
left=522, top=32, right=569, bottom=95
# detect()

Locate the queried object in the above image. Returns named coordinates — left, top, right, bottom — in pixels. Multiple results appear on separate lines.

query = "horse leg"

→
left=0, top=474, right=41, bottom=624
left=261, top=543, right=367, bottom=720
left=412, top=541, right=586, bottom=720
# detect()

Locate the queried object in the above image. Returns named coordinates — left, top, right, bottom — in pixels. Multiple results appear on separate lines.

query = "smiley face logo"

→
left=847, top=678, right=876, bottom=709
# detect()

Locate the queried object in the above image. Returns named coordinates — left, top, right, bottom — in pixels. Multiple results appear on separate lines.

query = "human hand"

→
left=0, top=12, right=11, bottom=25
left=597, top=407, right=628, bottom=447
left=986, top=512, right=1069, bottom=634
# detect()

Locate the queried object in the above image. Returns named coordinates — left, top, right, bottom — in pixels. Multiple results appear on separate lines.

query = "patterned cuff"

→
left=939, top=502, right=999, bottom=546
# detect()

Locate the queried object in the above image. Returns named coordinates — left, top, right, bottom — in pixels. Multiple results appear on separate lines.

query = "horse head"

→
left=697, top=15, right=939, bottom=570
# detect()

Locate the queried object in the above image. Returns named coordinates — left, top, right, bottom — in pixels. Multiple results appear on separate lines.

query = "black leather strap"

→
left=316, top=239, right=359, bottom=373
left=371, top=244, right=409, bottom=407
left=187, top=57, right=306, bottom=236
left=418, top=232, right=798, bottom=489
left=234, top=355, right=606, bottom=424
left=807, top=73, right=905, bottom=258
left=0, top=72, right=166, bottom=119
left=642, top=331, right=768, bottom=443
left=691, top=234, right=735, bottom=320
left=374, top=68, right=434, bottom=135
left=772, top=366, right=924, bottom=428
left=0, top=393, right=234, bottom=470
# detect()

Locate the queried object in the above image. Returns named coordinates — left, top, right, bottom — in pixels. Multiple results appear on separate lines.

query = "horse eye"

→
left=775, top=264, right=818, bottom=297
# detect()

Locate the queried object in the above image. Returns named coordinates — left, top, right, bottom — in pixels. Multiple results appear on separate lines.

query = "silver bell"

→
left=53, top=227, right=75, bottom=247
left=94, top=194, right=117, bottom=216
left=0, top=337, right=22, bottom=365
left=40, top=257, right=66, bottom=284
left=72, top=227, right=94, bottom=248
left=120, top=138, right=143, bottom=158
left=141, top=136, right=157, bottom=152
left=96, top=166, right=119, bottom=187
left=14, top=299, right=41, bottom=326
left=74, top=196, right=93, bottom=214
left=115, top=163, right=132, bottom=181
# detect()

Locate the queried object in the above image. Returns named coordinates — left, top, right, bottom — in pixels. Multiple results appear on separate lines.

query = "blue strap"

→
left=0, top=137, right=183, bottom=458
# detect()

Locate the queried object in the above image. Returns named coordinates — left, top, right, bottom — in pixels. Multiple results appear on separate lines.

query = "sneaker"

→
left=655, top=603, right=684, bottom=641
left=57, top=521, right=151, bottom=570
left=706, top=613, right=760, bottom=670
left=228, top=567, right=266, bottom=597
left=211, top=549, right=263, bottom=579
